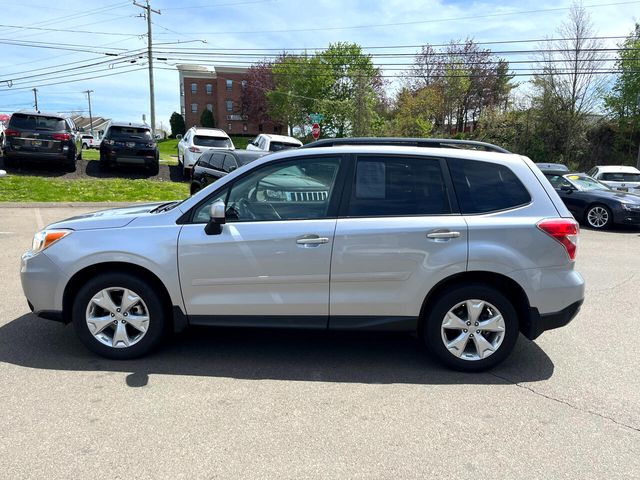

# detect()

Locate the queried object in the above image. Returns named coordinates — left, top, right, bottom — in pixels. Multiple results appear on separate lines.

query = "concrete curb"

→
left=0, top=202, right=146, bottom=208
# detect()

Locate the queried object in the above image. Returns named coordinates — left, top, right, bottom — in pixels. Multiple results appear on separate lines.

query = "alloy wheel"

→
left=587, top=206, right=609, bottom=228
left=440, top=299, right=506, bottom=361
left=85, top=287, right=150, bottom=348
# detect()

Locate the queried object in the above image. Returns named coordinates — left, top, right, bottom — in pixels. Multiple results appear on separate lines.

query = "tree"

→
left=530, top=2, right=608, bottom=164
left=169, top=112, right=186, bottom=137
left=241, top=62, right=276, bottom=124
left=390, top=88, right=437, bottom=137
left=200, top=108, right=215, bottom=128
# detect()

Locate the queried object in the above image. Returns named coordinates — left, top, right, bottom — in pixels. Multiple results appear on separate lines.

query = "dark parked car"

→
left=99, top=122, right=159, bottom=174
left=544, top=171, right=640, bottom=229
left=3, top=111, right=81, bottom=171
left=190, top=150, right=267, bottom=194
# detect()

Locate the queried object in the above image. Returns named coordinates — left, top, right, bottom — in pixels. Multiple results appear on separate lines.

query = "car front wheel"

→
left=585, top=204, right=612, bottom=229
left=423, top=284, right=519, bottom=372
left=72, top=273, right=167, bottom=359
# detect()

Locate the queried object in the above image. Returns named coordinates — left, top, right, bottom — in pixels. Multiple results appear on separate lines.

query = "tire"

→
left=148, top=162, right=159, bottom=176
left=65, top=160, right=77, bottom=172
left=71, top=272, right=167, bottom=359
left=177, top=151, right=182, bottom=167
left=422, top=283, right=519, bottom=372
left=585, top=204, right=612, bottom=230
left=77, top=149, right=82, bottom=161
left=3, top=156, right=16, bottom=168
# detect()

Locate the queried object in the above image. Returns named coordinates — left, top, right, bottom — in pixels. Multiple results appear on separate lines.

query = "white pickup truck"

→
left=80, top=134, right=101, bottom=149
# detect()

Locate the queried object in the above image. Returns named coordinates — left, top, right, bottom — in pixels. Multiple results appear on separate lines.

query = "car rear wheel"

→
left=72, top=273, right=167, bottom=359
left=148, top=162, right=159, bottom=176
left=585, top=204, right=612, bottom=229
left=423, top=284, right=519, bottom=372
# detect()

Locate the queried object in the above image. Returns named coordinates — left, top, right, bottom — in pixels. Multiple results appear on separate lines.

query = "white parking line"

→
left=34, top=208, right=44, bottom=230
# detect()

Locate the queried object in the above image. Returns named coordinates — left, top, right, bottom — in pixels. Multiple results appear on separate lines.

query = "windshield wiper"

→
left=150, top=201, right=180, bottom=213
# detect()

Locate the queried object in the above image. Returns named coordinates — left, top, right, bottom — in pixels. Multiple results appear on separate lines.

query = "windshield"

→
left=193, top=136, right=232, bottom=148
left=601, top=172, right=640, bottom=182
left=108, top=126, right=152, bottom=141
left=269, top=141, right=300, bottom=152
left=9, top=113, right=66, bottom=131
left=566, top=174, right=609, bottom=191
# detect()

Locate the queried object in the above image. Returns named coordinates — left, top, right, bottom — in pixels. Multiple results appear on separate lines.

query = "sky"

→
left=0, top=0, right=637, bottom=133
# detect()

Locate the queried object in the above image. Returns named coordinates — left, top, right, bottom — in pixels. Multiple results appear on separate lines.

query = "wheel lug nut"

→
left=474, top=322, right=479, bottom=326
left=463, top=329, right=468, bottom=333
left=466, top=322, right=471, bottom=326
left=113, top=320, right=117, bottom=325
left=121, top=320, right=126, bottom=324
left=110, top=313, right=115, bottom=317
left=116, top=308, right=121, bottom=312
left=476, top=330, right=480, bottom=334
left=123, top=312, right=128, bottom=316
left=470, top=334, right=474, bottom=337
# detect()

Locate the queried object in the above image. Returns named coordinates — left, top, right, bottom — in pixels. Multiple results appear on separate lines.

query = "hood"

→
left=587, top=189, right=640, bottom=204
left=262, top=174, right=327, bottom=190
left=47, top=202, right=166, bottom=231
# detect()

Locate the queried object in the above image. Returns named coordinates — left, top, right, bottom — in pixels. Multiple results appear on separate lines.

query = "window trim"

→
left=183, top=153, right=349, bottom=224
left=337, top=153, right=459, bottom=218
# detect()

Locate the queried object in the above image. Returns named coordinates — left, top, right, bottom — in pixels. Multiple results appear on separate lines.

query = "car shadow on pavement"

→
left=0, top=157, right=69, bottom=178
left=0, top=314, right=554, bottom=387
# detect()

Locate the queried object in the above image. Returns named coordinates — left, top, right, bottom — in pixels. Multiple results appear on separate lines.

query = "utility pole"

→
left=32, top=88, right=38, bottom=111
left=83, top=90, right=94, bottom=135
left=134, top=0, right=160, bottom=136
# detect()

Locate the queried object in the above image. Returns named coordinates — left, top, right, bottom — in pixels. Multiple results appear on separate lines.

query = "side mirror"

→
left=227, top=165, right=237, bottom=172
left=560, top=185, right=575, bottom=193
left=204, top=200, right=226, bottom=235
left=176, top=134, right=183, bottom=140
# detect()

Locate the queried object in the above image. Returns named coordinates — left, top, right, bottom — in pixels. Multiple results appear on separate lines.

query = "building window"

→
left=191, top=83, right=197, bottom=94
left=241, top=80, right=247, bottom=90
left=227, top=123, right=232, bottom=132
left=226, top=100, right=233, bottom=112
left=191, top=103, right=198, bottom=113
left=243, top=123, right=248, bottom=132
left=206, top=83, right=212, bottom=95
left=226, top=79, right=233, bottom=91
left=207, top=104, right=213, bottom=112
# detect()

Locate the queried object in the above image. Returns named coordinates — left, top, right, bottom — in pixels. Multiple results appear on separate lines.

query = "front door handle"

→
left=296, top=235, right=329, bottom=246
left=427, top=230, right=461, bottom=240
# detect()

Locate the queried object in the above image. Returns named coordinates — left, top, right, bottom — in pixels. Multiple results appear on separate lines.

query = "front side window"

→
left=210, top=153, right=225, bottom=170
left=193, top=157, right=341, bottom=223
left=191, top=83, right=197, bottom=94
left=347, top=156, right=451, bottom=216
left=222, top=155, right=238, bottom=173
left=448, top=158, right=531, bottom=214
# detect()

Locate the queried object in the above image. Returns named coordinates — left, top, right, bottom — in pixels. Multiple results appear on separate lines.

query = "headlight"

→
left=621, top=203, right=640, bottom=211
left=265, top=189, right=286, bottom=200
left=104, top=139, right=115, bottom=146
left=31, top=229, right=72, bottom=254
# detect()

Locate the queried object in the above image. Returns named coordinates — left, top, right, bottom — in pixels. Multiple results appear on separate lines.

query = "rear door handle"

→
left=296, top=235, right=329, bottom=246
left=427, top=230, right=461, bottom=239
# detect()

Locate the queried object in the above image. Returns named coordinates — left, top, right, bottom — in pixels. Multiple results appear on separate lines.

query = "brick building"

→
left=177, top=64, right=284, bottom=136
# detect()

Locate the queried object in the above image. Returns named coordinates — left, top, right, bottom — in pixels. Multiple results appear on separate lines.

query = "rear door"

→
left=329, top=154, right=468, bottom=329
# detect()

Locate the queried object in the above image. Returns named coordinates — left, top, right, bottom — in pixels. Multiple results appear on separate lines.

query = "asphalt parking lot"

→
left=1, top=205, right=639, bottom=479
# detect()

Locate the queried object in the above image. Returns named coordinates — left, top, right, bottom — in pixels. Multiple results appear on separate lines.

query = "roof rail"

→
left=301, top=137, right=510, bottom=153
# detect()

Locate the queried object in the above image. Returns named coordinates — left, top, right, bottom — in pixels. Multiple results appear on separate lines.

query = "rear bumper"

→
left=523, top=299, right=583, bottom=340
left=5, top=149, right=68, bottom=161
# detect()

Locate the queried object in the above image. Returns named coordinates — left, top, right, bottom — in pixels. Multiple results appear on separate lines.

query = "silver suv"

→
left=20, top=141, right=584, bottom=371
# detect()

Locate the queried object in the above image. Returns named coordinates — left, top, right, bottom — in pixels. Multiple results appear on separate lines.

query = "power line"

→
left=0, top=67, right=148, bottom=92
left=160, top=0, right=276, bottom=10
left=0, top=23, right=142, bottom=36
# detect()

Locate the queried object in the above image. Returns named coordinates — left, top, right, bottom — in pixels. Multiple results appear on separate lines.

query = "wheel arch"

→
left=62, top=261, right=184, bottom=331
left=419, top=271, right=532, bottom=335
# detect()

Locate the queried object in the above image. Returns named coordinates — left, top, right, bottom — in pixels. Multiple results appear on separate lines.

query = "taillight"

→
left=52, top=133, right=71, bottom=141
left=188, top=146, right=201, bottom=153
left=537, top=218, right=579, bottom=261
left=5, top=129, right=20, bottom=137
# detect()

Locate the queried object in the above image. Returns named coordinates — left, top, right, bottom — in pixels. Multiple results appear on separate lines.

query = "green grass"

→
left=231, top=136, right=251, bottom=149
left=0, top=175, right=189, bottom=202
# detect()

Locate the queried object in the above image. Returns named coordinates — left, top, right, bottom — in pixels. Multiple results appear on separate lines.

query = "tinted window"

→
left=193, top=136, right=232, bottom=148
left=9, top=114, right=66, bottom=131
left=269, top=141, right=300, bottom=152
left=107, top=126, right=152, bottom=141
left=347, top=156, right=450, bottom=216
left=449, top=158, right=530, bottom=214
left=222, top=155, right=238, bottom=172
left=210, top=153, right=225, bottom=170
left=224, top=157, right=341, bottom=222
left=198, top=152, right=213, bottom=168
left=601, top=172, right=640, bottom=182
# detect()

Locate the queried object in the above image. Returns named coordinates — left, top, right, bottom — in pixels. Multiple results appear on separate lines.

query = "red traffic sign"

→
left=311, top=122, right=321, bottom=140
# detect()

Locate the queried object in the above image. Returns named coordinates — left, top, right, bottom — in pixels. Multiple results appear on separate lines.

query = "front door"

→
left=329, top=154, right=468, bottom=329
left=178, top=155, right=344, bottom=327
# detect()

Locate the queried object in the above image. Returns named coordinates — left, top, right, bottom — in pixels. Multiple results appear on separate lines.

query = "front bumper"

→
left=21, top=251, right=68, bottom=320
left=614, top=208, right=640, bottom=225
left=523, top=300, right=583, bottom=340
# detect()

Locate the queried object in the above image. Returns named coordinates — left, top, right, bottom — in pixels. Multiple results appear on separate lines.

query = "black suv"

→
left=3, top=111, right=81, bottom=171
left=99, top=122, right=159, bottom=174
left=190, top=150, right=267, bottom=194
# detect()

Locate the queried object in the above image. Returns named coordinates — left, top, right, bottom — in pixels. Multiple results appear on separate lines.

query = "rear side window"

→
left=347, top=156, right=451, bottom=216
left=193, top=136, right=232, bottom=148
left=210, top=153, right=225, bottom=170
left=269, top=141, right=300, bottom=152
left=601, top=172, right=640, bottom=182
left=9, top=114, right=66, bottom=131
left=448, top=158, right=530, bottom=214
left=198, top=153, right=213, bottom=168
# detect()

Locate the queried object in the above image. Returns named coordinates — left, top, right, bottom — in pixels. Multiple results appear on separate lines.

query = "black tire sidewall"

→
left=72, top=273, right=166, bottom=359
left=423, top=283, right=519, bottom=372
